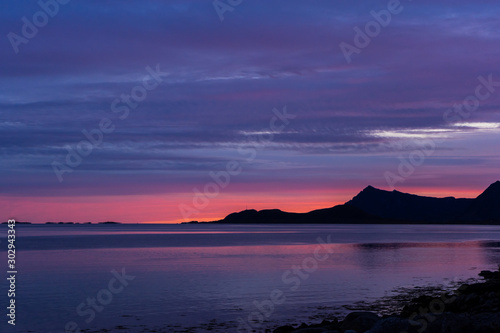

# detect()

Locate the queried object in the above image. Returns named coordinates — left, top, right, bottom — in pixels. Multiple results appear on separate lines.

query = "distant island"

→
left=1, top=221, right=32, bottom=224
left=184, top=181, right=500, bottom=225
left=1, top=221, right=122, bottom=225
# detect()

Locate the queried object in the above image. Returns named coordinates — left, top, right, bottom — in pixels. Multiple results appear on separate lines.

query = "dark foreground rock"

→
left=273, top=266, right=500, bottom=333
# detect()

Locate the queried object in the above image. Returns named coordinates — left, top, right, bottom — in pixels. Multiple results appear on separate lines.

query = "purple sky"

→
left=1, top=0, right=500, bottom=223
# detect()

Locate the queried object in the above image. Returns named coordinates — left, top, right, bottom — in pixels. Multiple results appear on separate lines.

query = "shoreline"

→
left=271, top=267, right=500, bottom=333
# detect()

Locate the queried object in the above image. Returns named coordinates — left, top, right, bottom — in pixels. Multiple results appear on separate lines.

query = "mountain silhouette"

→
left=218, top=205, right=380, bottom=224
left=462, top=181, right=500, bottom=222
left=346, top=186, right=472, bottom=223
left=200, top=181, right=500, bottom=224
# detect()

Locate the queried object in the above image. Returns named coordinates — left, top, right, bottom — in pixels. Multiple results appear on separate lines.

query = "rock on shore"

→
left=273, top=267, right=500, bottom=333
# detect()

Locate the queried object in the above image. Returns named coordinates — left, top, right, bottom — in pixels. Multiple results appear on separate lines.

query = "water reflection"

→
left=2, top=224, right=500, bottom=333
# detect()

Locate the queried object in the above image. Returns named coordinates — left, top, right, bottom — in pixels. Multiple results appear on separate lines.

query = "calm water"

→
left=1, top=224, right=500, bottom=333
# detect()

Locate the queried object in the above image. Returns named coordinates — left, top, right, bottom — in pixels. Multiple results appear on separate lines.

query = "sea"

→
left=1, top=223, right=500, bottom=332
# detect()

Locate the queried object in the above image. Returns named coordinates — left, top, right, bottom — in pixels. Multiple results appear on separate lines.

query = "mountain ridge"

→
left=192, top=181, right=500, bottom=224
left=346, top=185, right=473, bottom=223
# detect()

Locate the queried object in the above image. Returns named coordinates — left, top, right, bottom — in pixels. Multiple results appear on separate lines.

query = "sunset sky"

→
left=1, top=0, right=500, bottom=223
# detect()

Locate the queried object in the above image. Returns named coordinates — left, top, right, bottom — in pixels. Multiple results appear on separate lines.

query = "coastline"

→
left=271, top=267, right=500, bottom=333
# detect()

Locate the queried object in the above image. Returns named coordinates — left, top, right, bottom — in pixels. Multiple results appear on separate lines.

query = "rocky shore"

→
left=273, top=267, right=500, bottom=333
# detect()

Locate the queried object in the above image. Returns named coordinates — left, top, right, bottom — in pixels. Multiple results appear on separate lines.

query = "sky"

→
left=1, top=0, right=500, bottom=223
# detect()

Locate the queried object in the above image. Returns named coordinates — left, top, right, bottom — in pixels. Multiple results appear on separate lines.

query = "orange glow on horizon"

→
left=0, top=183, right=491, bottom=224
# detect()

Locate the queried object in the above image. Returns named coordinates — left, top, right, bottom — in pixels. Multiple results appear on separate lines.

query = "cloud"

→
left=1, top=0, right=500, bottom=221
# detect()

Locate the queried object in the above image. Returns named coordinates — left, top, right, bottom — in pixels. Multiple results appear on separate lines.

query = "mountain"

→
left=345, top=186, right=472, bottom=223
left=214, top=204, right=381, bottom=224
left=202, top=181, right=500, bottom=224
left=346, top=181, right=500, bottom=223
left=462, top=181, right=500, bottom=222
